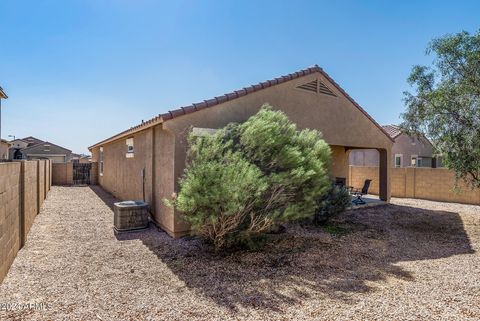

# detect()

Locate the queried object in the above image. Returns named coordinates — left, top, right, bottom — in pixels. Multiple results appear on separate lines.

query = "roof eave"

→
left=88, top=115, right=165, bottom=150
left=0, top=87, right=8, bottom=99
left=88, top=64, right=394, bottom=148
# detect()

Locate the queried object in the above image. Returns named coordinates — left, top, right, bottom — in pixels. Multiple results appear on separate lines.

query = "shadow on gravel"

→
left=91, top=186, right=475, bottom=312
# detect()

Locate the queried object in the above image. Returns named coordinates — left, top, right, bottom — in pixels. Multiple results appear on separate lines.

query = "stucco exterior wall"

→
left=392, top=134, right=433, bottom=167
left=161, top=72, right=392, bottom=236
left=96, top=129, right=154, bottom=205
left=91, top=71, right=392, bottom=237
left=0, top=141, right=9, bottom=159
left=330, top=145, right=349, bottom=181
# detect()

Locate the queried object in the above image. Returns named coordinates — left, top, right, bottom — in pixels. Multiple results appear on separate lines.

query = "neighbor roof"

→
left=90, top=65, right=394, bottom=149
left=21, top=141, right=72, bottom=154
left=0, top=87, right=7, bottom=99
left=21, top=136, right=45, bottom=147
left=382, top=125, right=403, bottom=139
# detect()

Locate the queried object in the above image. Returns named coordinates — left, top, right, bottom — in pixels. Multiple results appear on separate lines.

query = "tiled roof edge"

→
left=89, top=64, right=393, bottom=149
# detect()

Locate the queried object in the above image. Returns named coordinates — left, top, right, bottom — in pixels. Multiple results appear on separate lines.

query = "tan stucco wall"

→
left=95, top=129, right=154, bottom=206
left=330, top=145, right=349, bottom=181
left=392, top=134, right=433, bottom=167
left=0, top=141, right=9, bottom=159
left=92, top=71, right=392, bottom=237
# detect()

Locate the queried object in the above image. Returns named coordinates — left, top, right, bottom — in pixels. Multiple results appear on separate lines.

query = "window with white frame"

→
left=99, top=147, right=104, bottom=176
left=126, top=138, right=134, bottom=158
left=394, top=154, right=403, bottom=168
left=411, top=155, right=418, bottom=167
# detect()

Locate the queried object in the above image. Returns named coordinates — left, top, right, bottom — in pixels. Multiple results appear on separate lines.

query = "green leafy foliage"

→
left=314, top=184, right=351, bottom=225
left=402, top=30, right=480, bottom=187
left=168, top=105, right=332, bottom=249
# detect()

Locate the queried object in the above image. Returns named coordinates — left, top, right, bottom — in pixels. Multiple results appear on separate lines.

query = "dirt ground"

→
left=0, top=186, right=479, bottom=320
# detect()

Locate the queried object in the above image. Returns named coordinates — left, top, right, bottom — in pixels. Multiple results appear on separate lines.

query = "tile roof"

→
left=382, top=125, right=403, bottom=139
left=89, top=65, right=394, bottom=149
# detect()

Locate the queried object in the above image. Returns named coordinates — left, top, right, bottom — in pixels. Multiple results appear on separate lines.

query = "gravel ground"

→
left=0, top=186, right=479, bottom=320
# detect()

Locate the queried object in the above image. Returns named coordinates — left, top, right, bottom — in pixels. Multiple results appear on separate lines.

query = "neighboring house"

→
left=9, top=136, right=73, bottom=163
left=349, top=125, right=441, bottom=168
left=70, top=153, right=81, bottom=163
left=0, top=139, right=9, bottom=160
left=79, top=155, right=92, bottom=163
left=89, top=65, right=394, bottom=238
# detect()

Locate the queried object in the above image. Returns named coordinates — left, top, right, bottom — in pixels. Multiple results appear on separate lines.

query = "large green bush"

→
left=168, top=104, right=332, bottom=249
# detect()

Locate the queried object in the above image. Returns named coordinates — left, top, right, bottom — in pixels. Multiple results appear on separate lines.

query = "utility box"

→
left=113, top=201, right=149, bottom=232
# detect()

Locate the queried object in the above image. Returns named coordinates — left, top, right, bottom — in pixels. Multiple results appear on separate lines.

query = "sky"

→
left=0, top=0, right=479, bottom=154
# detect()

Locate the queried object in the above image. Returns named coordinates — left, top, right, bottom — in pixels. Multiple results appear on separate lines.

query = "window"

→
left=394, top=154, right=403, bottom=168
left=99, top=147, right=104, bottom=176
left=411, top=155, right=418, bottom=167
left=417, top=157, right=423, bottom=167
left=126, top=138, right=134, bottom=158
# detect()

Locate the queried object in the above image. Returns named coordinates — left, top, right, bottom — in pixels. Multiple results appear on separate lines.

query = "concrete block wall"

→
left=52, top=162, right=98, bottom=186
left=349, top=166, right=379, bottom=194
left=349, top=165, right=480, bottom=205
left=52, top=163, right=73, bottom=185
left=0, top=162, right=22, bottom=281
left=0, top=160, right=52, bottom=282
left=21, top=161, right=39, bottom=245
left=90, top=162, right=98, bottom=185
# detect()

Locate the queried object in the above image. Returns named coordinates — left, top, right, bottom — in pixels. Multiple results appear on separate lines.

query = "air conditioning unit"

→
left=113, top=201, right=149, bottom=232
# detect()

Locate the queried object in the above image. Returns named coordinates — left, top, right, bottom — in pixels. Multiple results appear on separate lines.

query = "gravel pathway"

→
left=0, top=186, right=479, bottom=320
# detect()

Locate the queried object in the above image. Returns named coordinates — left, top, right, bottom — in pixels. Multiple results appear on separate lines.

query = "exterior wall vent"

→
left=297, top=79, right=337, bottom=97
left=318, top=81, right=336, bottom=96
left=297, top=80, right=318, bottom=93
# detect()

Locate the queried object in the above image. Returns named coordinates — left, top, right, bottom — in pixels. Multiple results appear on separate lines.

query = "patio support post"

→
left=378, top=148, right=390, bottom=201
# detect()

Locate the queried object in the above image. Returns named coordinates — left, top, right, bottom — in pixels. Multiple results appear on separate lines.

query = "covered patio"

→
left=330, top=145, right=390, bottom=205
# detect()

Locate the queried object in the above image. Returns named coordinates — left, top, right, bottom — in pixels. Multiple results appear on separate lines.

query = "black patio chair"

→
left=351, top=179, right=372, bottom=205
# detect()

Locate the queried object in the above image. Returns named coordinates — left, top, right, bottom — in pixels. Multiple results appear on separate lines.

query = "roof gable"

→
left=21, top=136, right=45, bottom=147
left=21, top=141, right=71, bottom=154
left=382, top=125, right=403, bottom=139
left=90, top=65, right=394, bottom=149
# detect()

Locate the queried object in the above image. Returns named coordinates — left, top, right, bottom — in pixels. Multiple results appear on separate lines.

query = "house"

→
left=89, top=65, right=394, bottom=238
left=9, top=136, right=74, bottom=163
left=0, top=139, right=9, bottom=160
left=349, top=125, right=441, bottom=168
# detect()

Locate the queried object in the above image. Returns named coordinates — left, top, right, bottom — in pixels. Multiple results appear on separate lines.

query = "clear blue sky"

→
left=1, top=0, right=479, bottom=154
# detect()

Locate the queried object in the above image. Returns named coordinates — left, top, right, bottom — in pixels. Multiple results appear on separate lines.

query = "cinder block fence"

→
left=52, top=162, right=98, bottom=185
left=349, top=166, right=480, bottom=205
left=0, top=160, right=52, bottom=282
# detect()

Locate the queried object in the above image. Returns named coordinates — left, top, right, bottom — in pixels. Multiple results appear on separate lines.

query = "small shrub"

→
left=314, top=184, right=351, bottom=225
